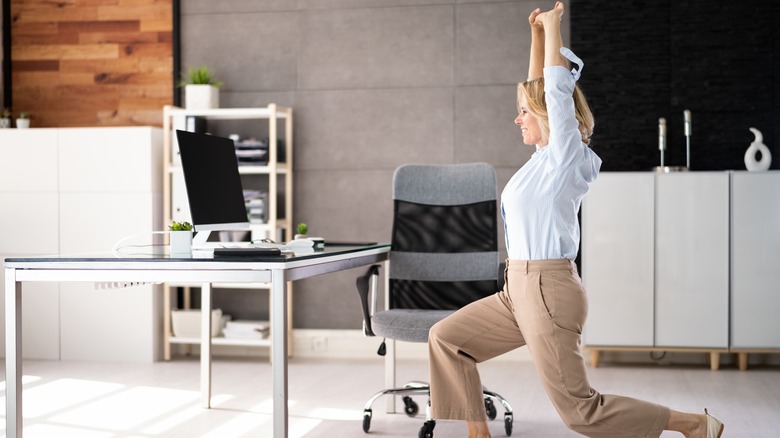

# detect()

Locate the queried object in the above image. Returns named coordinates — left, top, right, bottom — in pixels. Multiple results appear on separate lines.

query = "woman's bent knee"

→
left=428, top=319, right=447, bottom=344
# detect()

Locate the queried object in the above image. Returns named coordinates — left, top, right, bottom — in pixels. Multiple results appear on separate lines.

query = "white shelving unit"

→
left=161, top=104, right=293, bottom=360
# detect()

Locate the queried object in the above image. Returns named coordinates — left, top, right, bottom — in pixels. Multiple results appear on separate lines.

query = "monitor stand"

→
left=192, top=230, right=212, bottom=250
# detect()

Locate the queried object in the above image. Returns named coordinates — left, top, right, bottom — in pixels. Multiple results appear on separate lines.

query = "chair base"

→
left=361, top=381, right=514, bottom=436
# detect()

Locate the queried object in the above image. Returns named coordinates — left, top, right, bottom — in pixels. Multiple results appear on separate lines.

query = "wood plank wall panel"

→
left=10, top=0, right=172, bottom=127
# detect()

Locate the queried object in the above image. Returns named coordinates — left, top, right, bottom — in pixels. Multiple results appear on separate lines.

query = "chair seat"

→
left=372, top=309, right=454, bottom=343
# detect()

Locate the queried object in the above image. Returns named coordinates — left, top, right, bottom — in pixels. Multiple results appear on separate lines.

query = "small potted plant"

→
left=0, top=108, right=11, bottom=128
left=15, top=112, right=30, bottom=129
left=294, top=223, right=308, bottom=240
left=168, top=221, right=194, bottom=255
left=178, top=66, right=223, bottom=110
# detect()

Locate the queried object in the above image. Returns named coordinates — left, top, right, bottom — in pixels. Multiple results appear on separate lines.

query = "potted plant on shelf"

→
left=168, top=221, right=194, bottom=255
left=177, top=66, right=223, bottom=110
left=15, top=112, right=30, bottom=129
left=294, top=223, right=308, bottom=240
left=0, top=108, right=11, bottom=128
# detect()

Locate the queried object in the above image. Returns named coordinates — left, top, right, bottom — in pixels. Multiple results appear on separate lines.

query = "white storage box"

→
left=171, top=309, right=223, bottom=337
left=223, top=320, right=269, bottom=339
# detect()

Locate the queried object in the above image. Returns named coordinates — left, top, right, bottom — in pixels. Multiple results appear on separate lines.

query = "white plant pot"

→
left=170, top=230, right=193, bottom=255
left=16, top=118, right=30, bottom=129
left=185, top=84, right=219, bottom=110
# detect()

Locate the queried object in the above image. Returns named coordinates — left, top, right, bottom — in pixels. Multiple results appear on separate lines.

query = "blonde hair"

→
left=517, top=78, right=594, bottom=145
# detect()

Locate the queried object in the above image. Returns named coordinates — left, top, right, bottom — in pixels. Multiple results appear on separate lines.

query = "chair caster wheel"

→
left=362, top=409, right=372, bottom=433
left=504, top=413, right=513, bottom=436
left=403, top=396, right=419, bottom=417
left=485, top=398, right=497, bottom=420
left=418, top=420, right=436, bottom=438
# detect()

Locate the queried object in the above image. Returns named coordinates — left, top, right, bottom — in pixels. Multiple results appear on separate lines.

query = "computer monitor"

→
left=176, top=130, right=250, bottom=247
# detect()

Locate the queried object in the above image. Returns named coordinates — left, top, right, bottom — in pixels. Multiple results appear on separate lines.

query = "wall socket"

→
left=311, top=337, right=328, bottom=352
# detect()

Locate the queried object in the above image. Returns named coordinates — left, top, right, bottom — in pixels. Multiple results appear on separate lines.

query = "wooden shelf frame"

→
left=161, top=104, right=294, bottom=360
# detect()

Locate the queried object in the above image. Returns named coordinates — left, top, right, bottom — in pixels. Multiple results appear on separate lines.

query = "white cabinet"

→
left=582, top=171, right=733, bottom=368
left=731, top=172, right=780, bottom=350
left=582, top=173, right=655, bottom=347
left=655, top=172, right=729, bottom=348
left=161, top=105, right=293, bottom=359
left=0, top=127, right=163, bottom=362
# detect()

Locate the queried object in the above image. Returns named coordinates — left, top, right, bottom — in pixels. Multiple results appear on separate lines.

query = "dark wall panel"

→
left=572, top=0, right=778, bottom=171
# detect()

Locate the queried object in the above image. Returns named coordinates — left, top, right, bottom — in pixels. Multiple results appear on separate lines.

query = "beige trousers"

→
left=428, top=259, right=670, bottom=437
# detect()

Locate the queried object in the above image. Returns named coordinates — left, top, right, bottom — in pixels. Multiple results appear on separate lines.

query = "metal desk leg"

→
left=200, top=282, right=213, bottom=408
left=382, top=259, right=396, bottom=414
left=5, top=267, right=23, bottom=437
left=272, top=269, right=289, bottom=438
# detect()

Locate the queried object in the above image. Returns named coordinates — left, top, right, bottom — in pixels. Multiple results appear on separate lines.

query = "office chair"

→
left=356, top=163, right=514, bottom=437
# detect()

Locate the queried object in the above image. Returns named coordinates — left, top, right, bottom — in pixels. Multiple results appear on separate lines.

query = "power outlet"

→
left=311, top=337, right=328, bottom=352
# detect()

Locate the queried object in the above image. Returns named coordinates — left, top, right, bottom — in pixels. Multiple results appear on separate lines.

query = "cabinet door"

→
left=170, top=168, right=193, bottom=223
left=60, top=283, right=159, bottom=362
left=582, top=173, right=655, bottom=347
left=731, top=171, right=780, bottom=348
left=0, top=193, right=60, bottom=255
left=60, top=193, right=156, bottom=254
left=655, top=172, right=729, bottom=348
left=59, top=127, right=161, bottom=193
left=0, top=130, right=60, bottom=255
left=0, top=129, right=59, bottom=191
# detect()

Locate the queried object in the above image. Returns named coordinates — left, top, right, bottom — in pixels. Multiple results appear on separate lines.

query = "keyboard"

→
left=212, top=247, right=282, bottom=257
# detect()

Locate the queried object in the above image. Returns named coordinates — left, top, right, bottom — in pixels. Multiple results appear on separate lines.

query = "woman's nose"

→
left=514, top=115, right=522, bottom=126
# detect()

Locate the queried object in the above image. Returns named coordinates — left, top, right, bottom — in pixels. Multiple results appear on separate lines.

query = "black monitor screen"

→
left=176, top=130, right=249, bottom=231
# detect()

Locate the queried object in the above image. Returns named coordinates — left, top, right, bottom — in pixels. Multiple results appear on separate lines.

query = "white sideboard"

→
left=0, top=127, right=163, bottom=362
left=582, top=170, right=780, bottom=370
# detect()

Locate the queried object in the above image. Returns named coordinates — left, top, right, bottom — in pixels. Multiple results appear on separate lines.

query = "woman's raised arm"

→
left=536, top=1, right=567, bottom=69
left=527, top=7, right=545, bottom=80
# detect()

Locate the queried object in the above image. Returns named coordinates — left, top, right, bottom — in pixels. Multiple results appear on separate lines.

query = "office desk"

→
left=4, top=244, right=390, bottom=438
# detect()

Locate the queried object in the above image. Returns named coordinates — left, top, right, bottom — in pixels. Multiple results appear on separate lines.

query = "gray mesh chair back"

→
left=357, top=163, right=514, bottom=437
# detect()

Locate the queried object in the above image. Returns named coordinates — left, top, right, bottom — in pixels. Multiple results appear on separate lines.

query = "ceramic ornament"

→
left=744, top=127, right=772, bottom=172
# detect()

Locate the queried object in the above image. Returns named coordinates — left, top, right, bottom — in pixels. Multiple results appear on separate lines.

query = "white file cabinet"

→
left=0, top=127, right=163, bottom=362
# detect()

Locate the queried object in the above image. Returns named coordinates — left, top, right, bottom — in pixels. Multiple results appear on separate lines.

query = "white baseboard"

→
left=170, top=329, right=780, bottom=368
left=180, top=329, right=533, bottom=362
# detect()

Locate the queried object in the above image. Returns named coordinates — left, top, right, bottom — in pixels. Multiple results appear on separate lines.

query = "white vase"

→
left=170, top=230, right=193, bottom=255
left=0, top=118, right=10, bottom=128
left=15, top=118, right=30, bottom=129
left=184, top=84, right=219, bottom=110
left=744, top=127, right=772, bottom=172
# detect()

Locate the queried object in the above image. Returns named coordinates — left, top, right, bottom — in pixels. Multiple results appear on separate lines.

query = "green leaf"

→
left=169, top=221, right=193, bottom=231
left=177, top=66, right=223, bottom=88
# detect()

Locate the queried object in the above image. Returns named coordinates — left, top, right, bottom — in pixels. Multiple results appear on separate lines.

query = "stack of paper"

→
left=244, top=190, right=267, bottom=224
left=222, top=320, right=270, bottom=339
left=234, top=138, right=268, bottom=165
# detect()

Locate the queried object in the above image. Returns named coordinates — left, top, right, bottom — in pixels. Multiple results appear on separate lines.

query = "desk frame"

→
left=5, top=246, right=389, bottom=438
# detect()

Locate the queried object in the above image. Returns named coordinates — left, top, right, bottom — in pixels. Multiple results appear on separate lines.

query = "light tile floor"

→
left=1, top=357, right=777, bottom=437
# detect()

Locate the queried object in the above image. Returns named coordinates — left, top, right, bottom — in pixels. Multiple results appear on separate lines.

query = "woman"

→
left=427, top=3, right=725, bottom=438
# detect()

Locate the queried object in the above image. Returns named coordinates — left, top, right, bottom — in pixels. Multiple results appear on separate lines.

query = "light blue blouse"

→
left=501, top=47, right=602, bottom=261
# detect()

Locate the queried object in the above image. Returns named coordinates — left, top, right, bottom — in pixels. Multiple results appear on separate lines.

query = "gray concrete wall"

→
left=180, top=0, right=570, bottom=329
